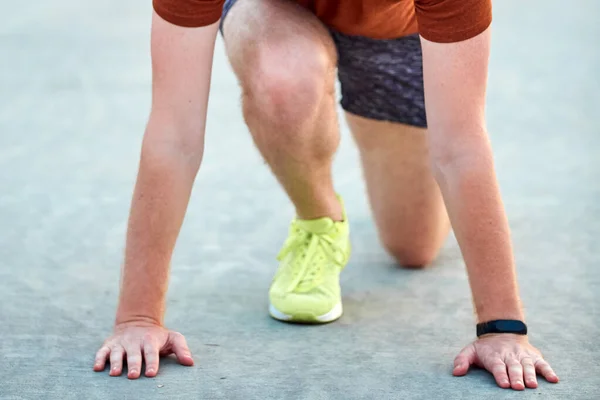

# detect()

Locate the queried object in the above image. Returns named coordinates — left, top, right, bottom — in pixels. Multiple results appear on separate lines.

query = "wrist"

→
left=115, top=297, right=165, bottom=327
left=478, top=332, right=529, bottom=342
left=477, top=311, right=525, bottom=325
left=115, top=312, right=163, bottom=328
left=116, top=279, right=167, bottom=327
left=476, top=319, right=527, bottom=338
left=475, top=298, right=524, bottom=324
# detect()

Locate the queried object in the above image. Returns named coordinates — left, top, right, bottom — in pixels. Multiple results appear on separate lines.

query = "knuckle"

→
left=534, top=358, right=547, bottom=367
left=171, top=331, right=183, bottom=339
left=461, top=344, right=473, bottom=354
left=109, top=344, right=121, bottom=352
left=143, top=332, right=155, bottom=342
left=508, top=358, right=521, bottom=367
left=491, top=361, right=505, bottom=369
left=508, top=364, right=522, bottom=372
left=144, top=344, right=159, bottom=355
left=143, top=345, right=155, bottom=356
left=520, top=356, right=534, bottom=365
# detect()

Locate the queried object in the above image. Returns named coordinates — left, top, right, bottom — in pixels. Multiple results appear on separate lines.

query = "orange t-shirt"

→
left=152, top=0, right=492, bottom=43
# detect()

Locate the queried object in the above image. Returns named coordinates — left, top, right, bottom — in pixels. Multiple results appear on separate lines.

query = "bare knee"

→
left=382, top=239, right=441, bottom=268
left=223, top=0, right=337, bottom=157
left=239, top=45, right=335, bottom=125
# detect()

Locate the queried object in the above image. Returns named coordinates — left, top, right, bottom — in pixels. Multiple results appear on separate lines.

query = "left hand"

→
left=453, top=334, right=559, bottom=390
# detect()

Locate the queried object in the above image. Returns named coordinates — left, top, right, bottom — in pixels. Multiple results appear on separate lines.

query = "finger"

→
left=453, top=345, right=476, bottom=376
left=109, top=346, right=125, bottom=376
left=143, top=336, right=161, bottom=377
left=521, top=357, right=537, bottom=388
left=535, top=359, right=559, bottom=383
left=94, top=346, right=110, bottom=372
left=125, top=344, right=143, bottom=380
left=505, top=358, right=525, bottom=390
left=168, top=331, right=194, bottom=366
left=486, top=358, right=510, bottom=389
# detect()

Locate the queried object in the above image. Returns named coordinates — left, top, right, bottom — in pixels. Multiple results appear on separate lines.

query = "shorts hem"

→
left=340, top=104, right=428, bottom=129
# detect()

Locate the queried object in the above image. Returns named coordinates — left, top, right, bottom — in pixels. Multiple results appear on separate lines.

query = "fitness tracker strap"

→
left=476, top=319, right=528, bottom=337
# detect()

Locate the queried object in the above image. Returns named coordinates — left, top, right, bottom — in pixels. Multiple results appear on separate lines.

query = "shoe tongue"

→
left=296, top=217, right=335, bottom=234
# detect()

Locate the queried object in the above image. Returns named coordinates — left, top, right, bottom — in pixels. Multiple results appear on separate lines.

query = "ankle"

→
left=295, top=194, right=343, bottom=222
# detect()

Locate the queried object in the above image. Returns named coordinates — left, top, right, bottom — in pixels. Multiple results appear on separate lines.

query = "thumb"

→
left=453, top=344, right=477, bottom=376
left=168, top=331, right=195, bottom=366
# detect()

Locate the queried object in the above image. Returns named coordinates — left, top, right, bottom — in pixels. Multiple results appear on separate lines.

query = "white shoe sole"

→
left=269, top=302, right=343, bottom=324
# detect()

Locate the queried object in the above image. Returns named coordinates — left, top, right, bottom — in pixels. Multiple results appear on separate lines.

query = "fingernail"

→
left=147, top=368, right=155, bottom=374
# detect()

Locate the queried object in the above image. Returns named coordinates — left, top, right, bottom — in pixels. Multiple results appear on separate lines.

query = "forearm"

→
left=420, top=28, right=523, bottom=323
left=114, top=14, right=218, bottom=326
left=433, top=133, right=524, bottom=323
left=116, top=121, right=203, bottom=326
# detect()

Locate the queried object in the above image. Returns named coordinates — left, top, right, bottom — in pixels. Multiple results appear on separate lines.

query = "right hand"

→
left=93, top=322, right=194, bottom=379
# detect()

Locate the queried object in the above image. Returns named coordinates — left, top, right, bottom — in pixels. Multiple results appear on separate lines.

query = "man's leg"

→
left=221, top=0, right=350, bottom=323
left=333, top=32, right=450, bottom=267
left=348, top=116, right=450, bottom=267
left=222, top=0, right=342, bottom=221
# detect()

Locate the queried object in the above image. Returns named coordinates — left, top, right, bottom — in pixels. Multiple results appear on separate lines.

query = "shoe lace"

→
left=276, top=223, right=347, bottom=293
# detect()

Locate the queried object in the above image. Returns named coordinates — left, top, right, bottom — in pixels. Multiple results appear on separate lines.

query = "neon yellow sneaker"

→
left=269, top=198, right=350, bottom=323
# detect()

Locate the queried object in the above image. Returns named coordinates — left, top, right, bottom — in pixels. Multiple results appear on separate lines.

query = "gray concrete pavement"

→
left=1, top=1, right=599, bottom=399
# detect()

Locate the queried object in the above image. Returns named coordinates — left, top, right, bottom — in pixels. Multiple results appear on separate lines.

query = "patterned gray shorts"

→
left=220, top=1, right=427, bottom=128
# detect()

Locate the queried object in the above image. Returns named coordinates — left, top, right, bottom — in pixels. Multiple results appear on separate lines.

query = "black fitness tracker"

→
left=476, top=319, right=528, bottom=337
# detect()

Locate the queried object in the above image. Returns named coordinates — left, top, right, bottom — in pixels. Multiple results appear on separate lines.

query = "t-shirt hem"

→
left=419, top=19, right=492, bottom=44
left=153, top=1, right=222, bottom=28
